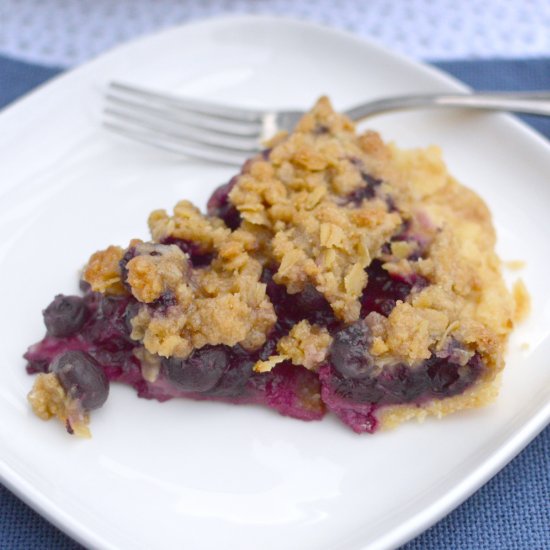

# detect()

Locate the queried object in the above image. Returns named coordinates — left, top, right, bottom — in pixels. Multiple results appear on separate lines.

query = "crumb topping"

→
left=254, top=320, right=332, bottom=373
left=384, top=301, right=449, bottom=363
left=126, top=236, right=275, bottom=358
left=149, top=200, right=230, bottom=250
left=84, top=245, right=126, bottom=295
left=28, top=373, right=90, bottom=437
left=277, top=321, right=332, bottom=371
left=126, top=242, right=190, bottom=303
left=512, top=279, right=530, bottom=322
left=229, top=99, right=402, bottom=321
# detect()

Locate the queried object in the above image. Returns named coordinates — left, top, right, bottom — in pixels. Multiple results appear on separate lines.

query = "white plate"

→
left=0, top=16, right=549, bottom=550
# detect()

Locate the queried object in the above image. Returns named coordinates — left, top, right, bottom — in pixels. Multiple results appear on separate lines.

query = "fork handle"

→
left=345, top=92, right=550, bottom=120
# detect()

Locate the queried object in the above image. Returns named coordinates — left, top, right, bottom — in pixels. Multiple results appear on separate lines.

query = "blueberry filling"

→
left=328, top=350, right=482, bottom=406
left=361, top=260, right=427, bottom=317
left=204, top=347, right=255, bottom=398
left=81, top=294, right=136, bottom=352
left=123, top=300, right=141, bottom=335
left=150, top=291, right=178, bottom=310
left=327, top=321, right=482, bottom=405
left=391, top=219, right=412, bottom=242
left=345, top=173, right=382, bottom=205
left=207, top=177, right=241, bottom=230
left=262, top=267, right=338, bottom=330
left=380, top=219, right=430, bottom=261
left=257, top=325, right=285, bottom=362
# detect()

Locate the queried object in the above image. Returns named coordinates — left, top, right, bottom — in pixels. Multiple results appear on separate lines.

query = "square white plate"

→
left=0, top=16, right=549, bottom=550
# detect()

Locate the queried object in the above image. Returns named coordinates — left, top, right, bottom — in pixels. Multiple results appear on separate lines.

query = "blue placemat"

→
left=0, top=55, right=61, bottom=108
left=0, top=54, right=549, bottom=550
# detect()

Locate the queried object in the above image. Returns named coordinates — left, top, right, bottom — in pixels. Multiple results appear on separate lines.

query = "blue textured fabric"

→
left=0, top=54, right=548, bottom=550
left=0, top=55, right=61, bottom=108
left=435, top=58, right=550, bottom=142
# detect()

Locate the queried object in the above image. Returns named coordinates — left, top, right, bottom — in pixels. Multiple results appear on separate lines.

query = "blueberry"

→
left=206, top=346, right=254, bottom=397
left=162, top=346, right=228, bottom=392
left=377, top=364, right=428, bottom=402
left=329, top=321, right=374, bottom=379
left=43, top=295, right=88, bottom=337
left=427, top=360, right=460, bottom=394
left=50, top=350, right=109, bottom=410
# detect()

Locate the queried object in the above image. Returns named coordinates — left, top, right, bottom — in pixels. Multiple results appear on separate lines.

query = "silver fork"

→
left=104, top=81, right=550, bottom=165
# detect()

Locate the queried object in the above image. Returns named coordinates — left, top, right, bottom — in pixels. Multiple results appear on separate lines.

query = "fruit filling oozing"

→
left=25, top=97, right=517, bottom=436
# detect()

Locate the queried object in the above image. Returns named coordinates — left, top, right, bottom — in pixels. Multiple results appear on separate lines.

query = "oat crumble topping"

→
left=28, top=373, right=91, bottom=437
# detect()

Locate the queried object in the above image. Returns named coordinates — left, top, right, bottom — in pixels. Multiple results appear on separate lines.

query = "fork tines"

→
left=103, top=82, right=265, bottom=164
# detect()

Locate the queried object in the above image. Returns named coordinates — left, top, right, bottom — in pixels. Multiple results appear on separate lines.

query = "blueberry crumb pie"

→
left=25, top=97, right=523, bottom=437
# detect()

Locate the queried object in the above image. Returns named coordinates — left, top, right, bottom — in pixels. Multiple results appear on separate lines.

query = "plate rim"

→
left=1, top=14, right=549, bottom=550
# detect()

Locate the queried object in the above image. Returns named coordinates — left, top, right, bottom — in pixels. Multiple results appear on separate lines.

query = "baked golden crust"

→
left=376, top=375, right=502, bottom=430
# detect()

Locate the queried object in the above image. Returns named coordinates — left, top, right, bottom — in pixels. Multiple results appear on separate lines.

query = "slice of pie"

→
left=25, top=97, right=519, bottom=437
